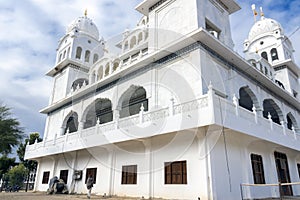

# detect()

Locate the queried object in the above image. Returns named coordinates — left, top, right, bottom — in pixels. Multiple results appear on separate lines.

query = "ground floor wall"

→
left=34, top=127, right=300, bottom=200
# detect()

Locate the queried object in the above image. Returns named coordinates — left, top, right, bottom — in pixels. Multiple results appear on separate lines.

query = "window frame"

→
left=121, top=165, right=137, bottom=185
left=164, top=160, right=187, bottom=184
left=85, top=168, right=97, bottom=184
left=42, top=171, right=50, bottom=184
left=59, top=169, right=69, bottom=184
left=250, top=154, right=266, bottom=184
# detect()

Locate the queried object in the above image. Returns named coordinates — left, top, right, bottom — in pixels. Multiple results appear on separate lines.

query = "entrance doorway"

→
left=274, top=152, right=293, bottom=196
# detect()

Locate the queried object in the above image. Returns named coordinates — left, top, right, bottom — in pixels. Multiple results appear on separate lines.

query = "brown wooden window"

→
left=297, top=164, right=300, bottom=179
left=251, top=154, right=265, bottom=184
left=42, top=171, right=50, bottom=184
left=121, top=165, right=137, bottom=184
left=165, top=161, right=187, bottom=184
left=59, top=170, right=69, bottom=184
left=85, top=168, right=97, bottom=184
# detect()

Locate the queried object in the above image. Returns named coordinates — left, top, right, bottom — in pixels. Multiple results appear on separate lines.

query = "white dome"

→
left=248, top=17, right=283, bottom=42
left=67, top=16, right=99, bottom=40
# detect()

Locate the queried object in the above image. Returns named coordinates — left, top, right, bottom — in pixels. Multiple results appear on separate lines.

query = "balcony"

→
left=25, top=85, right=300, bottom=160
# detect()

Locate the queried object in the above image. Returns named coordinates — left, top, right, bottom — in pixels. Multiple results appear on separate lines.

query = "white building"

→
left=25, top=0, right=300, bottom=199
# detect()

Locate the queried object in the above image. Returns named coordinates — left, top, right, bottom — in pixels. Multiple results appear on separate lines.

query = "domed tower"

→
left=244, top=6, right=300, bottom=98
left=47, top=11, right=105, bottom=104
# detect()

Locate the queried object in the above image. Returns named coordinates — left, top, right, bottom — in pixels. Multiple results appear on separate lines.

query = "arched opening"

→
left=85, top=50, right=91, bottom=62
left=271, top=48, right=279, bottom=61
left=63, top=50, right=66, bottom=59
left=76, top=47, right=82, bottom=59
left=130, top=36, right=137, bottom=49
left=113, top=61, right=119, bottom=72
left=93, top=54, right=99, bottom=64
left=287, top=113, right=298, bottom=131
left=84, top=99, right=113, bottom=129
left=71, top=78, right=89, bottom=91
left=261, top=52, right=268, bottom=61
left=124, top=41, right=129, bottom=51
left=138, top=32, right=143, bottom=44
left=263, top=99, right=283, bottom=125
left=67, top=47, right=70, bottom=58
left=64, top=112, right=78, bottom=134
left=98, top=66, right=103, bottom=80
left=105, top=63, right=110, bottom=76
left=238, top=87, right=258, bottom=112
left=59, top=54, right=62, bottom=62
left=119, top=86, right=148, bottom=118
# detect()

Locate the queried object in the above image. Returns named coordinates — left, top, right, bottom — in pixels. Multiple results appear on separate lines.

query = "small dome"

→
left=67, top=16, right=99, bottom=40
left=248, top=17, right=283, bottom=42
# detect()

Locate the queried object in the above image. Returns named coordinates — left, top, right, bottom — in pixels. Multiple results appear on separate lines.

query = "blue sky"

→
left=0, top=0, right=299, bottom=142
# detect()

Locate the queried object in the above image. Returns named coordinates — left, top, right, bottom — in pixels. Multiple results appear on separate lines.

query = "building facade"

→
left=25, top=0, right=300, bottom=199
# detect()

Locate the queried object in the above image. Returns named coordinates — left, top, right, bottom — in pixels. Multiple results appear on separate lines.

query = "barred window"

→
left=85, top=168, right=97, bottom=184
left=165, top=161, right=187, bottom=184
left=59, top=170, right=69, bottom=184
left=42, top=171, right=50, bottom=184
left=251, top=154, right=265, bottom=184
left=122, top=165, right=137, bottom=184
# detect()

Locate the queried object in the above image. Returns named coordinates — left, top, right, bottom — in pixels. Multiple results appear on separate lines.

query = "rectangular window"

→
left=42, top=171, right=50, bottom=184
left=85, top=168, right=97, bottom=184
left=297, top=164, right=300, bottom=179
left=205, top=20, right=221, bottom=39
left=165, top=161, right=187, bottom=184
left=251, top=154, right=266, bottom=184
left=59, top=170, right=69, bottom=184
left=122, top=165, right=137, bottom=184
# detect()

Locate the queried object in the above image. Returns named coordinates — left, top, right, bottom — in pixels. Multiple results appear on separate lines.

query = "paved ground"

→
left=0, top=191, right=147, bottom=200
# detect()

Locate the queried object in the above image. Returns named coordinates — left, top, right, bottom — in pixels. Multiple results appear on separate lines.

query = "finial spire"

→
left=84, top=9, right=88, bottom=17
left=251, top=4, right=258, bottom=22
left=260, top=7, right=264, bottom=18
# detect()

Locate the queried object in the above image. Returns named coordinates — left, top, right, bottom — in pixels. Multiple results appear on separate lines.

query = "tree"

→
left=0, top=104, right=23, bottom=154
left=0, top=156, right=16, bottom=179
left=17, top=132, right=42, bottom=191
left=7, top=164, right=28, bottom=187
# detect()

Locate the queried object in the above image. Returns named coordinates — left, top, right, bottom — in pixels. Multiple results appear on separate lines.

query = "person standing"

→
left=86, top=175, right=94, bottom=199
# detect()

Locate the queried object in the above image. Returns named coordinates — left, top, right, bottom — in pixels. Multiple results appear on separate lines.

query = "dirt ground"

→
left=0, top=191, right=147, bottom=200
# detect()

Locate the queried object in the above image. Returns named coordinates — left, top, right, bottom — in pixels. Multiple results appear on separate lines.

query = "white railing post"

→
left=232, top=94, right=239, bottom=116
left=252, top=105, right=258, bottom=124
left=169, top=97, right=175, bottom=116
left=96, top=117, right=100, bottom=134
left=292, top=126, right=297, bottom=140
left=34, top=138, right=38, bottom=149
left=268, top=112, right=273, bottom=130
left=64, top=128, right=69, bottom=143
left=281, top=121, right=286, bottom=135
left=139, top=104, right=145, bottom=124
left=79, top=121, right=85, bottom=137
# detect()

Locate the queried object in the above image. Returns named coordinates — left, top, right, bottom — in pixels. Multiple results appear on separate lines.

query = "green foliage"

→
left=0, top=156, right=15, bottom=178
left=7, top=164, right=28, bottom=187
left=0, top=104, right=23, bottom=154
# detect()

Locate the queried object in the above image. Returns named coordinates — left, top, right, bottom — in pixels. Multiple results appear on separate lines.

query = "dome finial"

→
left=84, top=9, right=88, bottom=17
left=251, top=4, right=258, bottom=22
left=260, top=7, right=265, bottom=18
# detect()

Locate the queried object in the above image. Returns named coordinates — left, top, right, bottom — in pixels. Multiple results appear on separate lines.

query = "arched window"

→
left=238, top=87, right=258, bottom=112
left=63, top=50, right=66, bottom=59
left=119, top=86, right=148, bottom=118
left=67, top=47, right=70, bottom=58
left=261, top=52, right=268, bottom=61
left=59, top=54, right=62, bottom=62
left=84, top=99, right=113, bottom=129
left=263, top=99, right=283, bottom=125
left=113, top=61, right=119, bottom=72
left=76, top=47, right=82, bottom=59
left=93, top=54, right=99, bottom=64
left=271, top=48, right=279, bottom=61
left=64, top=112, right=78, bottom=134
left=105, top=63, right=110, bottom=76
left=98, top=66, right=103, bottom=80
left=287, top=113, right=298, bottom=131
left=138, top=32, right=143, bottom=44
left=71, top=78, right=89, bottom=91
left=130, top=36, right=137, bottom=49
left=85, top=50, right=91, bottom=62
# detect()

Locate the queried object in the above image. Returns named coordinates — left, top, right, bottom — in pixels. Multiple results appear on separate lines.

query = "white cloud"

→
left=0, top=0, right=299, bottom=140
